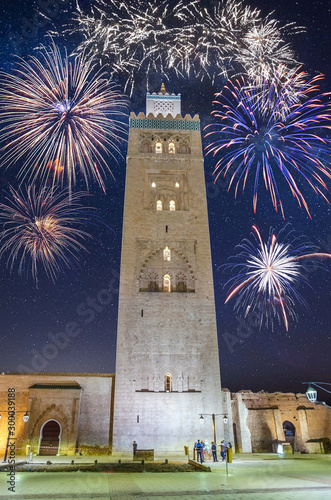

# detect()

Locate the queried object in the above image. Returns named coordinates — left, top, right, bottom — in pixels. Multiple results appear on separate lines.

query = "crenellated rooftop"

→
left=129, top=111, right=200, bottom=131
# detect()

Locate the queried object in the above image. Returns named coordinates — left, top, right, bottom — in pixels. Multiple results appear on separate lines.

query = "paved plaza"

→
left=1, top=454, right=331, bottom=499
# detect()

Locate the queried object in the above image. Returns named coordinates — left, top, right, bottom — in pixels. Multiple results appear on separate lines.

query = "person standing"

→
left=220, top=440, right=227, bottom=461
left=211, top=441, right=218, bottom=462
left=133, top=441, right=137, bottom=455
left=196, top=439, right=204, bottom=463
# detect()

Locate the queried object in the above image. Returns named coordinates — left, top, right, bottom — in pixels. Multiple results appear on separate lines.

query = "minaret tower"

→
left=112, top=86, right=223, bottom=453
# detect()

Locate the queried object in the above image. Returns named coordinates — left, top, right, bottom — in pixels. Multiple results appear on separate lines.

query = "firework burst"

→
left=205, top=69, right=331, bottom=218
left=0, top=186, right=93, bottom=284
left=234, top=15, right=302, bottom=79
left=171, top=0, right=301, bottom=82
left=170, top=0, right=260, bottom=81
left=0, top=42, right=129, bottom=192
left=72, top=0, right=178, bottom=95
left=68, top=0, right=302, bottom=92
left=225, top=225, right=331, bottom=331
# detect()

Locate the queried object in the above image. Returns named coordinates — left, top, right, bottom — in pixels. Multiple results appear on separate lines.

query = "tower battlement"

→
left=129, top=111, right=200, bottom=131
left=130, top=111, right=199, bottom=121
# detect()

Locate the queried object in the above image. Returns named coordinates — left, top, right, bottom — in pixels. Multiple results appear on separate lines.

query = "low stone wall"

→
left=133, top=449, right=154, bottom=461
left=9, top=460, right=208, bottom=473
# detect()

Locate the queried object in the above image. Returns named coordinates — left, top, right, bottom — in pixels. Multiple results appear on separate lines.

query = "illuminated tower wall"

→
left=112, top=87, right=223, bottom=453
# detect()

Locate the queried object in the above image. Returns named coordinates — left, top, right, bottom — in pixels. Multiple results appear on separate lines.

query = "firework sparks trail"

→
left=0, top=42, right=129, bottom=192
left=169, top=0, right=260, bottom=81
left=72, top=0, right=180, bottom=94
left=225, top=225, right=331, bottom=331
left=67, top=0, right=302, bottom=93
left=235, top=14, right=303, bottom=79
left=172, top=1, right=302, bottom=82
left=204, top=68, right=331, bottom=218
left=0, top=186, right=94, bottom=284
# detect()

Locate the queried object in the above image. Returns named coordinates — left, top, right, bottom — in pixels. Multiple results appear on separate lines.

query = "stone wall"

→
left=1, top=373, right=329, bottom=457
left=0, top=373, right=114, bottom=456
left=231, top=390, right=331, bottom=454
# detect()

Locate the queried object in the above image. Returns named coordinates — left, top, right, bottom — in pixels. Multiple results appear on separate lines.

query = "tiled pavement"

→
left=1, top=454, right=331, bottom=499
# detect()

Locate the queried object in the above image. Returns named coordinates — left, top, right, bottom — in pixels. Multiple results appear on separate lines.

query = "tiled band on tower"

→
left=112, top=87, right=223, bottom=453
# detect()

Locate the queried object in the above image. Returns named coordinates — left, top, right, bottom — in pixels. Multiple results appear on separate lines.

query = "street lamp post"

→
left=199, top=413, right=228, bottom=445
left=199, top=413, right=230, bottom=475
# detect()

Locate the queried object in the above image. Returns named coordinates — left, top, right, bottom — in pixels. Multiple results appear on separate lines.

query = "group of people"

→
left=194, top=439, right=231, bottom=463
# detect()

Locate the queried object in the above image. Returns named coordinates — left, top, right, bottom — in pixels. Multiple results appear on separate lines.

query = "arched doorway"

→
left=283, top=420, right=295, bottom=453
left=39, top=420, right=61, bottom=455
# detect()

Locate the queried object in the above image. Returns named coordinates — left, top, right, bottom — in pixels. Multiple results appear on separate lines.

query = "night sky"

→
left=0, top=0, right=331, bottom=405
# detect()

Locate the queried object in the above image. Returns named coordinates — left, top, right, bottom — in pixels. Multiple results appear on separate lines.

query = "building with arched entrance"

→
left=1, top=373, right=331, bottom=457
left=230, top=389, right=331, bottom=454
left=0, top=373, right=114, bottom=457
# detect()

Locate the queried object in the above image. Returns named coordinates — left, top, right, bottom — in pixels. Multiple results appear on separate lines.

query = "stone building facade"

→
left=112, top=86, right=224, bottom=454
left=229, top=390, right=331, bottom=454
left=0, top=373, right=330, bottom=457
left=0, top=373, right=114, bottom=456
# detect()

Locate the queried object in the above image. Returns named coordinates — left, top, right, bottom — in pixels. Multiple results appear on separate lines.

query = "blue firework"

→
left=205, top=68, right=331, bottom=218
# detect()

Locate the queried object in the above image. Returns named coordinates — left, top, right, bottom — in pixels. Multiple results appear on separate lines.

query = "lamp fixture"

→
left=306, top=385, right=318, bottom=403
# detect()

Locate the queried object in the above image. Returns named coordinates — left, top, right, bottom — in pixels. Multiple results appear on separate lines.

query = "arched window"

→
left=164, top=374, right=172, bottom=392
left=168, top=142, right=175, bottom=154
left=179, top=144, right=190, bottom=154
left=169, top=200, right=176, bottom=211
left=156, top=200, right=163, bottom=211
left=163, top=274, right=171, bottom=292
left=163, top=246, right=171, bottom=261
left=141, top=142, right=151, bottom=153
left=148, top=273, right=159, bottom=292
left=155, top=141, right=162, bottom=154
left=176, top=273, right=187, bottom=292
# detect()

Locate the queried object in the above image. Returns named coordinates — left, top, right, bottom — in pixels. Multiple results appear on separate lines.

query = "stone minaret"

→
left=112, top=86, right=223, bottom=454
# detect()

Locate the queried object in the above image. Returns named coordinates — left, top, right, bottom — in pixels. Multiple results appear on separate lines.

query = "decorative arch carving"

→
left=176, top=272, right=187, bottom=292
left=145, top=170, right=188, bottom=211
left=135, top=365, right=201, bottom=392
left=29, top=404, right=70, bottom=443
left=139, top=132, right=191, bottom=155
left=178, top=142, right=191, bottom=154
left=141, top=141, right=152, bottom=153
left=135, top=365, right=153, bottom=391
left=139, top=247, right=195, bottom=292
left=153, top=187, right=179, bottom=211
left=185, top=365, right=201, bottom=392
